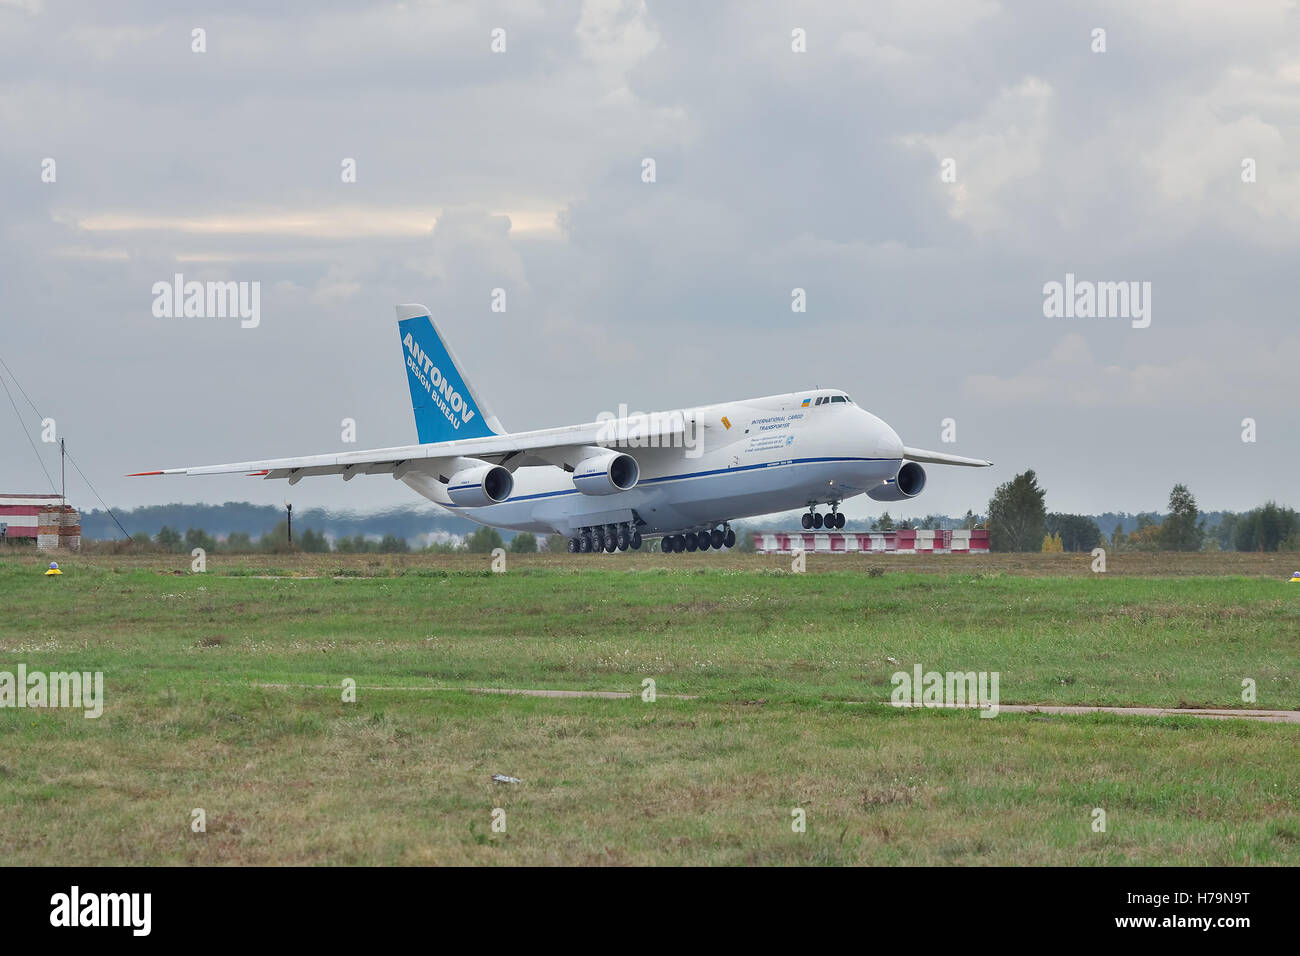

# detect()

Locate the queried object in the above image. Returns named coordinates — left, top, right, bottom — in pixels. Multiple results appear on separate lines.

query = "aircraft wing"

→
left=129, top=417, right=689, bottom=484
left=902, top=446, right=993, bottom=467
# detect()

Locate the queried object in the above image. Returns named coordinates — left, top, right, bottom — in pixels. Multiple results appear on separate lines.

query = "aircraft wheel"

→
left=711, top=529, right=724, bottom=549
left=813, top=512, right=824, bottom=529
left=631, top=531, right=642, bottom=550
left=603, top=529, right=616, bottom=551
left=724, top=528, right=736, bottom=548
left=801, top=513, right=813, bottom=530
left=616, top=528, right=629, bottom=550
left=684, top=532, right=698, bottom=552
left=567, top=537, right=579, bottom=553
left=698, top=532, right=710, bottom=551
left=836, top=513, right=846, bottom=529
left=580, top=534, right=592, bottom=553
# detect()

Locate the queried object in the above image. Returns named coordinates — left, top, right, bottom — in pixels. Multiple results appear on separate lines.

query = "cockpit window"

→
left=831, top=395, right=847, bottom=404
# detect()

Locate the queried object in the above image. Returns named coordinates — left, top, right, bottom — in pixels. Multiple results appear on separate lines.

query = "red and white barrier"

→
left=754, top=528, right=989, bottom=554
left=0, top=494, right=81, bottom=550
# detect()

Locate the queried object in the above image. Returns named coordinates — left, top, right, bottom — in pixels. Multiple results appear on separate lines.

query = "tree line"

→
left=985, top=471, right=1300, bottom=552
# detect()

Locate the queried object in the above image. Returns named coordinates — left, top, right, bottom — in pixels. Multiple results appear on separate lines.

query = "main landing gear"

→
left=660, top=523, right=737, bottom=554
left=568, top=522, right=643, bottom=554
left=802, top=504, right=845, bottom=530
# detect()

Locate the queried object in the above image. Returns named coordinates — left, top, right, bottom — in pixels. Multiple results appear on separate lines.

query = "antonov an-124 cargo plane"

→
left=132, top=305, right=992, bottom=554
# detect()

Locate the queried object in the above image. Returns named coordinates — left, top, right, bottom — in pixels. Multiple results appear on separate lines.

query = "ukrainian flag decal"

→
left=800, top=398, right=811, bottom=408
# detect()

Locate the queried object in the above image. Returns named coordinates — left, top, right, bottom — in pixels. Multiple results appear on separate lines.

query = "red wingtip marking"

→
left=127, top=471, right=164, bottom=476
left=246, top=470, right=270, bottom=476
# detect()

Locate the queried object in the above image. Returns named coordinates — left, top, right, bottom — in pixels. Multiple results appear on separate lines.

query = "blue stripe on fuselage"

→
left=438, top=455, right=894, bottom=507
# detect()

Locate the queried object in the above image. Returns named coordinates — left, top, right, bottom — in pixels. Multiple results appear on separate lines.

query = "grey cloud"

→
left=1, top=0, right=1297, bottom=519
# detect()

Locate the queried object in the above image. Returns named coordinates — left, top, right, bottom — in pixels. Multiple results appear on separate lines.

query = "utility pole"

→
left=60, top=438, right=66, bottom=508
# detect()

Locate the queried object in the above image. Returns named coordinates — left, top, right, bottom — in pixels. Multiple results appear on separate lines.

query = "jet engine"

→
left=446, top=462, right=514, bottom=507
left=572, top=452, right=640, bottom=496
left=867, top=461, right=926, bottom=502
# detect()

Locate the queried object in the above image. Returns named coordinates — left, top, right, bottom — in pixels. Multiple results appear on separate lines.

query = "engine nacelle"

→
left=867, top=461, right=926, bottom=502
left=572, top=452, right=640, bottom=496
left=446, top=463, right=513, bottom=507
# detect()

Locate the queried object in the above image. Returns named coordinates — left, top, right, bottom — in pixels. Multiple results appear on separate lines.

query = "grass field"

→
left=1, top=551, right=1297, bottom=865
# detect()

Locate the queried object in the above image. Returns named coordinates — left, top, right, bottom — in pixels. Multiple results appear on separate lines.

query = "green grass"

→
left=1, top=555, right=1297, bottom=864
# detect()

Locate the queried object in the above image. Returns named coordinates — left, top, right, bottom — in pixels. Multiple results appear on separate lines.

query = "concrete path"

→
left=245, top=683, right=1293, bottom=719
left=889, top=701, right=1300, bottom=723
left=248, top=682, right=696, bottom=699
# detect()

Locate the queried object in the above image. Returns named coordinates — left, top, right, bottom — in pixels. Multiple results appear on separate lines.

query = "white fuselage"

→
left=401, top=391, right=905, bottom=536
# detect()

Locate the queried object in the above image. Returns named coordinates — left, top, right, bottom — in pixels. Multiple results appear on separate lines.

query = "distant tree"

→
left=543, top=534, right=567, bottom=553
left=465, top=526, right=504, bottom=553
left=960, top=510, right=979, bottom=530
left=156, top=525, right=183, bottom=552
left=298, top=528, right=331, bottom=553
left=1110, top=522, right=1127, bottom=551
left=335, top=533, right=376, bottom=554
left=378, top=534, right=410, bottom=553
left=1041, top=532, right=1063, bottom=553
left=1234, top=502, right=1300, bottom=552
left=986, top=470, right=1047, bottom=552
left=1045, top=513, right=1102, bottom=552
left=737, top=530, right=757, bottom=553
left=1160, top=484, right=1204, bottom=551
left=1209, top=513, right=1238, bottom=551
left=422, top=539, right=463, bottom=554
left=895, top=517, right=914, bottom=530
left=873, top=513, right=894, bottom=532
left=920, top=514, right=943, bottom=530
left=1126, top=513, right=1163, bottom=551
left=259, top=520, right=296, bottom=553
left=184, top=527, right=217, bottom=554
left=222, top=531, right=253, bottom=552
left=509, top=532, right=538, bottom=553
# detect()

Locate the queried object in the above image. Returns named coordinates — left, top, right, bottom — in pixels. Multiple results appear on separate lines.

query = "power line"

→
left=0, top=353, right=47, bottom=418
left=63, top=445, right=132, bottom=541
left=0, top=352, right=132, bottom=541
left=0, top=365, right=58, bottom=494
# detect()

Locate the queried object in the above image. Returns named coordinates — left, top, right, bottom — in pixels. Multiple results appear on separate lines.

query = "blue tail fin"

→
left=396, top=304, right=503, bottom=444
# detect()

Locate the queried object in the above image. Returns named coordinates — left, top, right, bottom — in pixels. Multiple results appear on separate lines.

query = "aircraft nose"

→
left=861, top=410, right=904, bottom=459
left=882, top=425, right=904, bottom=460
left=883, top=426, right=904, bottom=460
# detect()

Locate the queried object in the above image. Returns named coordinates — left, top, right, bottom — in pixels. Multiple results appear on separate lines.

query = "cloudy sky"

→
left=2, top=0, right=1297, bottom=521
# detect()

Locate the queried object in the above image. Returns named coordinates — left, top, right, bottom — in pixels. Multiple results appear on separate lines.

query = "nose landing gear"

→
left=802, top=504, right=845, bottom=530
